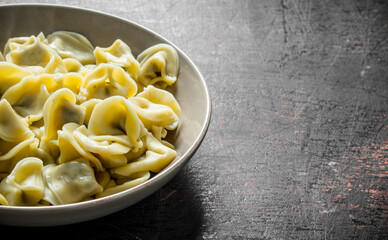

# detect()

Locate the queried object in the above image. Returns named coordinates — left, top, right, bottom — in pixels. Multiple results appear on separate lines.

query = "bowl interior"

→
left=0, top=4, right=210, bottom=226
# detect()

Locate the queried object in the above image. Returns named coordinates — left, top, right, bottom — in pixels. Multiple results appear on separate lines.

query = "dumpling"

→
left=3, top=35, right=30, bottom=56
left=137, top=44, right=179, bottom=87
left=0, top=62, right=32, bottom=96
left=137, top=85, right=181, bottom=116
left=0, top=100, right=39, bottom=162
left=87, top=96, right=148, bottom=150
left=94, top=39, right=139, bottom=80
left=0, top=99, right=34, bottom=142
left=1, top=75, right=50, bottom=124
left=47, top=31, right=96, bottom=65
left=57, top=123, right=103, bottom=171
left=111, top=133, right=176, bottom=178
left=81, top=63, right=137, bottom=100
left=41, top=88, right=85, bottom=143
left=4, top=32, right=67, bottom=74
left=42, top=159, right=102, bottom=205
left=0, top=157, right=44, bottom=206
left=129, top=85, right=180, bottom=131
left=72, top=125, right=130, bottom=168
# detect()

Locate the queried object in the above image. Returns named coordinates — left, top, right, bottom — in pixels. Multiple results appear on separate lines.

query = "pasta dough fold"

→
left=87, top=96, right=148, bottom=150
left=5, top=33, right=67, bottom=74
left=111, top=133, right=176, bottom=178
left=0, top=157, right=44, bottom=206
left=137, top=44, right=179, bottom=87
left=0, top=62, right=32, bottom=96
left=2, top=75, right=50, bottom=124
left=47, top=31, right=96, bottom=65
left=94, top=39, right=139, bottom=80
left=42, top=159, right=102, bottom=205
left=41, top=88, right=85, bottom=143
left=81, top=63, right=137, bottom=100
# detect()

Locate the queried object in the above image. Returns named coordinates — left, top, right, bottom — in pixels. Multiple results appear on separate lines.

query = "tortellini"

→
left=2, top=75, right=50, bottom=123
left=47, top=31, right=96, bottom=65
left=4, top=32, right=67, bottom=74
left=137, top=43, right=179, bottom=88
left=94, top=39, right=139, bottom=80
left=0, top=157, right=44, bottom=206
left=42, top=159, right=102, bottom=205
left=81, top=63, right=137, bottom=100
left=0, top=31, right=180, bottom=206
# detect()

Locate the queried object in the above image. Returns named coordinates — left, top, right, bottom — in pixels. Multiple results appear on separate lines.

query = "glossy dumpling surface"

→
left=87, top=96, right=147, bottom=150
left=47, top=31, right=96, bottom=65
left=137, top=43, right=179, bottom=87
left=94, top=39, right=139, bottom=80
left=42, top=88, right=85, bottom=143
left=0, top=157, right=44, bottom=206
left=2, top=75, right=50, bottom=124
left=0, top=62, right=32, bottom=96
left=42, top=159, right=102, bottom=205
left=82, top=63, right=137, bottom=100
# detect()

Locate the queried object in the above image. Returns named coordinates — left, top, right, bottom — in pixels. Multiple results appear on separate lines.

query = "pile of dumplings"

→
left=0, top=31, right=181, bottom=206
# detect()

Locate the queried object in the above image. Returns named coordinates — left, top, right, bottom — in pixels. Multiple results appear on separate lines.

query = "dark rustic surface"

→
left=0, top=0, right=387, bottom=239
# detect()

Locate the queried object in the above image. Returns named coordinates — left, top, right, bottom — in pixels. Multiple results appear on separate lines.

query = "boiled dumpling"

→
left=47, top=31, right=96, bottom=65
left=0, top=62, right=32, bottom=96
left=88, top=96, right=148, bottom=150
left=129, top=85, right=180, bottom=132
left=137, top=43, right=179, bottom=87
left=0, top=99, right=34, bottom=142
left=72, top=125, right=130, bottom=168
left=137, top=85, right=180, bottom=116
left=1, top=75, right=50, bottom=124
left=4, top=33, right=67, bottom=74
left=42, top=159, right=102, bottom=205
left=81, top=63, right=137, bottom=100
left=94, top=39, right=139, bottom=80
left=3, top=35, right=31, bottom=56
left=0, top=157, right=44, bottom=206
left=0, top=100, right=38, bottom=162
left=111, top=133, right=176, bottom=178
left=57, top=123, right=103, bottom=171
left=41, top=88, right=85, bottom=143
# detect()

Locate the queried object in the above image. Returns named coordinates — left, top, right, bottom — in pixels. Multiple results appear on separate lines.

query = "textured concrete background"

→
left=0, top=0, right=387, bottom=239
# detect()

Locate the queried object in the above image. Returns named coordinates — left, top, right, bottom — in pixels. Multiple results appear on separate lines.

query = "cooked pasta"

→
left=0, top=31, right=180, bottom=206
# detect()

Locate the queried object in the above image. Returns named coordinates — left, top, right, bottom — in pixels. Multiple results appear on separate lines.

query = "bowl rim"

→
left=0, top=3, right=212, bottom=211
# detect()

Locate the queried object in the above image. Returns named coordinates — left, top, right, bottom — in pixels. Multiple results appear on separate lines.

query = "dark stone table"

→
left=0, top=0, right=387, bottom=239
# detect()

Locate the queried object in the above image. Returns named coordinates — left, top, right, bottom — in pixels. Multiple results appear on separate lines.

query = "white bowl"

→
left=0, top=4, right=211, bottom=226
